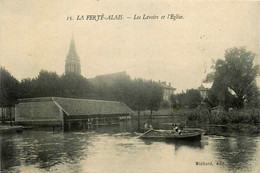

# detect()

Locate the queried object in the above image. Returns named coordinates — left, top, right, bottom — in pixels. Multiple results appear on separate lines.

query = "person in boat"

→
left=172, top=123, right=175, bottom=131
left=144, top=122, right=153, bottom=129
left=172, top=123, right=178, bottom=132
left=144, top=123, right=148, bottom=129
left=172, top=124, right=182, bottom=135
left=178, top=129, right=182, bottom=135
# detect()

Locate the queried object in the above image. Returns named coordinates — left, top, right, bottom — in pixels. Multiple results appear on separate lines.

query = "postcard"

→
left=1, top=0, right=259, bottom=173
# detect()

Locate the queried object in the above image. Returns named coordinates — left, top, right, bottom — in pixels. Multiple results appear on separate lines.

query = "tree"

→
left=30, top=70, right=62, bottom=97
left=60, top=73, right=94, bottom=99
left=19, top=78, right=34, bottom=98
left=131, top=78, right=148, bottom=112
left=205, top=47, right=259, bottom=109
left=175, top=93, right=186, bottom=108
left=169, top=94, right=177, bottom=108
left=111, top=75, right=132, bottom=106
left=93, top=82, right=113, bottom=100
left=146, top=81, right=163, bottom=115
left=185, top=89, right=203, bottom=108
left=0, top=67, right=19, bottom=107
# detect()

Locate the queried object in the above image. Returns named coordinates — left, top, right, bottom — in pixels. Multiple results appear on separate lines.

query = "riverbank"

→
left=0, top=125, right=23, bottom=134
left=171, top=108, right=259, bottom=132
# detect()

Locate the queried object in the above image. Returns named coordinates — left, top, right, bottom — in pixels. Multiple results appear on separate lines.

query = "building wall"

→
left=15, top=101, right=63, bottom=125
left=199, top=90, right=207, bottom=99
left=163, top=88, right=174, bottom=100
left=65, top=60, right=81, bottom=75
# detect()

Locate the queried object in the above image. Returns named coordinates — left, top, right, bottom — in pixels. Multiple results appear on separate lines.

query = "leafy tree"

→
left=169, top=94, right=177, bottom=108
left=146, top=81, right=163, bottom=115
left=93, top=82, right=113, bottom=100
left=185, top=89, right=203, bottom=108
left=131, top=78, right=148, bottom=113
left=160, top=100, right=171, bottom=109
left=60, top=73, right=94, bottom=99
left=31, top=70, right=62, bottom=97
left=111, top=75, right=133, bottom=106
left=205, top=47, right=259, bottom=108
left=175, top=93, right=186, bottom=108
left=0, top=67, right=19, bottom=107
left=203, top=88, right=218, bottom=108
left=19, top=78, right=34, bottom=98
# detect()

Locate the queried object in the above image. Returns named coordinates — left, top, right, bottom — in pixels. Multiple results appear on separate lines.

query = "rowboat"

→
left=138, top=128, right=204, bottom=141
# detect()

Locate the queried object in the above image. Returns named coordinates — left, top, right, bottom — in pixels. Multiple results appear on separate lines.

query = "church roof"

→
left=89, top=71, right=130, bottom=85
left=67, top=36, right=79, bottom=60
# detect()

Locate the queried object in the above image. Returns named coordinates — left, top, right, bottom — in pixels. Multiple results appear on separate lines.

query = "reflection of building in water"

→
left=15, top=97, right=134, bottom=130
left=198, top=84, right=207, bottom=99
left=65, top=36, right=81, bottom=75
left=158, top=81, right=176, bottom=100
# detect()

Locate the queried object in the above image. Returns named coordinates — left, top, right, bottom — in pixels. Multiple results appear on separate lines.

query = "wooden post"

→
left=137, top=110, right=140, bottom=130
left=10, top=107, right=12, bottom=126
left=150, top=109, right=153, bottom=125
left=82, top=120, right=85, bottom=130
left=61, top=121, right=64, bottom=132
left=62, top=111, right=65, bottom=132
left=68, top=120, right=71, bottom=131
left=1, top=108, right=4, bottom=125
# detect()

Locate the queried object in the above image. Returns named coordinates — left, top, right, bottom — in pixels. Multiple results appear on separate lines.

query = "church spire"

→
left=67, top=34, right=79, bottom=60
left=65, top=35, right=81, bottom=75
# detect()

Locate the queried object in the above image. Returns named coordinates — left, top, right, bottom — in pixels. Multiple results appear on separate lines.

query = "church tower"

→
left=65, top=36, right=81, bottom=75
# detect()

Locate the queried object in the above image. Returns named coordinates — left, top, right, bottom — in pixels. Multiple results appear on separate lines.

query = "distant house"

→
left=158, top=81, right=176, bottom=100
left=15, top=97, right=134, bottom=128
left=198, top=84, right=207, bottom=99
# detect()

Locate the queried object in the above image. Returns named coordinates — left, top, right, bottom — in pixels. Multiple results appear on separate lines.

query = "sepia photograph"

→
left=0, top=0, right=260, bottom=172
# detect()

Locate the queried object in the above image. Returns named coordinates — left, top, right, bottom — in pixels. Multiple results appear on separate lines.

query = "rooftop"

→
left=18, top=97, right=134, bottom=116
left=88, top=71, right=130, bottom=85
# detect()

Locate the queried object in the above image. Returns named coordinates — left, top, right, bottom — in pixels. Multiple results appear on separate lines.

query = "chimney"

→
left=159, top=80, right=161, bottom=83
left=169, top=83, right=171, bottom=87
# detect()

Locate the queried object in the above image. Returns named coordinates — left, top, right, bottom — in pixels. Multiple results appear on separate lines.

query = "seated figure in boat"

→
left=172, top=123, right=178, bottom=131
left=144, top=122, right=153, bottom=129
left=178, top=129, right=182, bottom=135
left=144, top=123, right=148, bottom=129
left=172, top=123, right=182, bottom=135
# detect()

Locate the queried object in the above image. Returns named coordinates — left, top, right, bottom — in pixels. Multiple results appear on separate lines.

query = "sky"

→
left=0, top=0, right=259, bottom=93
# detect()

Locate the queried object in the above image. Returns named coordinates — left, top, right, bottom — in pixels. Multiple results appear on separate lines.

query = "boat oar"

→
left=136, top=129, right=153, bottom=139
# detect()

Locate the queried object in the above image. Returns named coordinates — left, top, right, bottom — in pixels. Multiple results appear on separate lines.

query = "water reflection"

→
left=0, top=119, right=260, bottom=173
left=213, top=136, right=258, bottom=173
left=0, top=134, right=21, bottom=172
left=141, top=139, right=205, bottom=150
left=1, top=131, right=93, bottom=172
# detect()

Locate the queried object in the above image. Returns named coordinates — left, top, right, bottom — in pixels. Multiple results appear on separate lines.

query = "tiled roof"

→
left=18, top=97, right=134, bottom=116
left=54, top=97, right=134, bottom=116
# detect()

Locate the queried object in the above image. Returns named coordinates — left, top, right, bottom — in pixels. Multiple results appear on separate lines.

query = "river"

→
left=1, top=119, right=260, bottom=173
